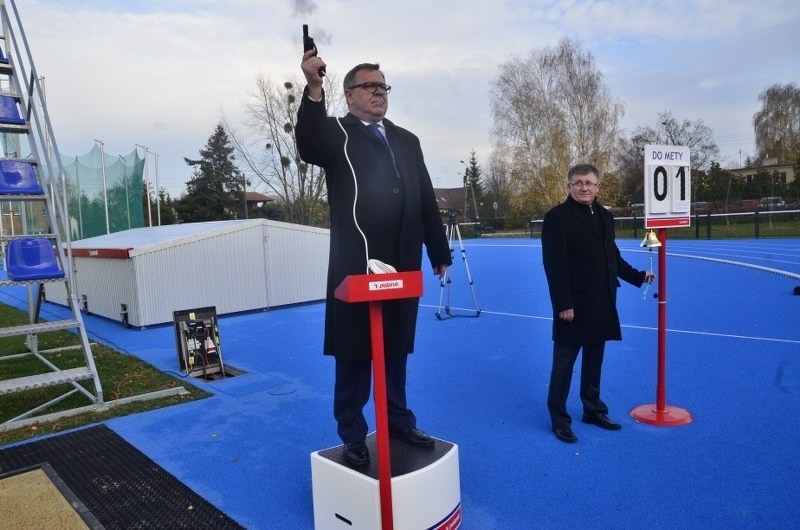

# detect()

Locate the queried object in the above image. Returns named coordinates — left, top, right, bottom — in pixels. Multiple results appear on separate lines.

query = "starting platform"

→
left=311, top=432, right=461, bottom=529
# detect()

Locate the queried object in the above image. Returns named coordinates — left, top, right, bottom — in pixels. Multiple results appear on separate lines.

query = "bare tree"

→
left=225, top=73, right=345, bottom=225
left=753, top=82, right=800, bottom=164
left=659, top=111, right=719, bottom=170
left=614, top=130, right=650, bottom=204
left=615, top=111, right=719, bottom=203
left=489, top=38, right=624, bottom=215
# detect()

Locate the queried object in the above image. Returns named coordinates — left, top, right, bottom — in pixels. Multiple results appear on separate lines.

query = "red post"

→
left=630, top=229, right=692, bottom=426
left=334, top=271, right=423, bottom=529
left=656, top=227, right=667, bottom=412
left=369, top=301, right=394, bottom=530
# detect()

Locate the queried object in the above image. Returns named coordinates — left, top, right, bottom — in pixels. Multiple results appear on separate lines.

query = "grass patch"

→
left=0, top=302, right=211, bottom=446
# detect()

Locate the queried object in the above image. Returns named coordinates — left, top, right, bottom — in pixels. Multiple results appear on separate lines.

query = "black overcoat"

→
left=296, top=88, right=451, bottom=360
left=541, top=196, right=646, bottom=345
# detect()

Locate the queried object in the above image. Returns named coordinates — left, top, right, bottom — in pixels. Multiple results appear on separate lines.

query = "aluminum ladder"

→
left=0, top=0, right=103, bottom=429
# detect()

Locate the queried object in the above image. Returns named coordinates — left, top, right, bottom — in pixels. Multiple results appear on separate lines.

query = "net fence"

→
left=59, top=145, right=145, bottom=240
left=1, top=145, right=144, bottom=247
left=529, top=209, right=800, bottom=240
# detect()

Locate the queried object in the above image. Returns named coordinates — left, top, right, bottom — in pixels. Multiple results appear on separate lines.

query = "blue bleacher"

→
left=0, top=48, right=8, bottom=64
left=0, top=160, right=42, bottom=194
left=6, top=238, right=64, bottom=281
left=0, top=94, right=25, bottom=125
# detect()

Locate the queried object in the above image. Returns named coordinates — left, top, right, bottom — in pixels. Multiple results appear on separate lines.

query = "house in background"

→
left=242, top=191, right=274, bottom=208
left=729, top=157, right=796, bottom=188
left=433, top=187, right=468, bottom=216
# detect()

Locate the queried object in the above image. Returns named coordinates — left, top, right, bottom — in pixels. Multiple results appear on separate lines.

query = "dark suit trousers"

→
left=547, top=341, right=608, bottom=430
left=334, top=356, right=417, bottom=444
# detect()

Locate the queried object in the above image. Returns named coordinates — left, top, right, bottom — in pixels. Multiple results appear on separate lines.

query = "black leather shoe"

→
left=389, top=428, right=435, bottom=448
left=343, top=442, right=370, bottom=467
left=553, top=428, right=578, bottom=443
left=582, top=413, right=622, bottom=431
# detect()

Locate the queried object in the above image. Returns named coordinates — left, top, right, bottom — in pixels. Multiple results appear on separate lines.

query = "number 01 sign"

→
left=644, top=144, right=691, bottom=229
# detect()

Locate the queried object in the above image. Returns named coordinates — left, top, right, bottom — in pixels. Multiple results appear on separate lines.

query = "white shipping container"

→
left=45, top=219, right=329, bottom=328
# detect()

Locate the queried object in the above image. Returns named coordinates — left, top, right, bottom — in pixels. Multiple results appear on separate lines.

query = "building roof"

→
left=243, top=191, right=273, bottom=202
left=433, top=187, right=466, bottom=211
left=66, top=219, right=328, bottom=258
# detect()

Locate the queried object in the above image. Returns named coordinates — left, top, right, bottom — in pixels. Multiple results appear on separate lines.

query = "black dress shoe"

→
left=389, top=428, right=435, bottom=448
left=582, top=413, right=622, bottom=431
left=343, top=442, right=370, bottom=467
left=553, top=428, right=578, bottom=443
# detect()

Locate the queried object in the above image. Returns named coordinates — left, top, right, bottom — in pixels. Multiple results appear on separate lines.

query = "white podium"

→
left=311, top=433, right=462, bottom=529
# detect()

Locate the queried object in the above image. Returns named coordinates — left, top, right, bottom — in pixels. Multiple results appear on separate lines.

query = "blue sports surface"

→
left=2, top=237, right=799, bottom=529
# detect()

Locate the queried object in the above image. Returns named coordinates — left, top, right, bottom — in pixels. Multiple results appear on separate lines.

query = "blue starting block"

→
left=6, top=238, right=64, bottom=281
left=0, top=160, right=42, bottom=194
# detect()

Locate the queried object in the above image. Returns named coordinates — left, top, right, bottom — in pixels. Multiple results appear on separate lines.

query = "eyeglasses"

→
left=347, top=82, right=392, bottom=94
left=570, top=180, right=599, bottom=189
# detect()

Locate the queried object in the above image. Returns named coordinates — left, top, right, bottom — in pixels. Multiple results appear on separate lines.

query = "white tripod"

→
left=436, top=210, right=480, bottom=320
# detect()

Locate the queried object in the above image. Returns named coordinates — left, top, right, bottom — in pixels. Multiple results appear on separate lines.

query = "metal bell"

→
left=640, top=230, right=662, bottom=248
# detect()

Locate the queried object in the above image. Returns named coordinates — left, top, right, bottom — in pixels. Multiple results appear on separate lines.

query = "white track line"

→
left=422, top=305, right=800, bottom=345
left=464, top=241, right=800, bottom=279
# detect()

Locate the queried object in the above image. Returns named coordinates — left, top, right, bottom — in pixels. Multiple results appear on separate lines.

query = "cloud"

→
left=292, top=0, right=318, bottom=16
left=14, top=0, right=800, bottom=196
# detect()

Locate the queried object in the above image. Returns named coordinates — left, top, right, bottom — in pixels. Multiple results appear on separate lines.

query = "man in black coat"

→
left=296, top=51, right=451, bottom=466
left=541, top=163, right=654, bottom=443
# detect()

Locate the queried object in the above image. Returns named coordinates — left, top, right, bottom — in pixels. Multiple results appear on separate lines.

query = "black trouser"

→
left=547, top=341, right=608, bottom=431
left=334, top=356, right=417, bottom=444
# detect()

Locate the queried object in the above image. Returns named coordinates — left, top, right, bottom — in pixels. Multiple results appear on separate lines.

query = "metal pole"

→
left=95, top=140, right=110, bottom=233
left=463, top=171, right=467, bottom=214
left=459, top=160, right=469, bottom=217
left=152, top=151, right=161, bottom=226
left=70, top=157, right=82, bottom=239
left=630, top=228, right=693, bottom=426
left=120, top=155, right=131, bottom=229
left=656, top=228, right=667, bottom=412
left=41, top=76, right=52, bottom=164
left=242, top=171, right=248, bottom=219
left=136, top=144, right=152, bottom=226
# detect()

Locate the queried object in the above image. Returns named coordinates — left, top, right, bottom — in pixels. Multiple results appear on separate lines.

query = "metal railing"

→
left=529, top=209, right=800, bottom=240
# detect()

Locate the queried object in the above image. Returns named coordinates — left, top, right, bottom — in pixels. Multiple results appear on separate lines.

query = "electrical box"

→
left=173, top=306, right=225, bottom=380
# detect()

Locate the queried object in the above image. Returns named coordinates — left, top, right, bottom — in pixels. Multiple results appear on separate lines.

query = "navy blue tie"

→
left=367, top=122, right=399, bottom=177
left=367, top=123, right=390, bottom=149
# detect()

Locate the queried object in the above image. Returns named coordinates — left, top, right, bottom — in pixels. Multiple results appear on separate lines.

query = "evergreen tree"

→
left=140, top=183, right=177, bottom=226
left=462, top=149, right=484, bottom=218
left=177, top=123, right=246, bottom=222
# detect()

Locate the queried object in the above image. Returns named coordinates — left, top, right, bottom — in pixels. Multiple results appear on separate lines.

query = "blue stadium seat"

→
left=0, top=48, right=8, bottom=64
left=6, top=238, right=65, bottom=281
left=0, top=160, right=42, bottom=194
left=0, top=94, right=25, bottom=125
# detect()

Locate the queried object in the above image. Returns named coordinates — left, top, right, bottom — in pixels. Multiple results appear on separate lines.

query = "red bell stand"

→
left=630, top=228, right=693, bottom=426
left=333, top=270, right=423, bottom=530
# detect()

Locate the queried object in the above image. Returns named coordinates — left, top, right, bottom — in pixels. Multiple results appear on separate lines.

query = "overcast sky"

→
left=15, top=0, right=800, bottom=197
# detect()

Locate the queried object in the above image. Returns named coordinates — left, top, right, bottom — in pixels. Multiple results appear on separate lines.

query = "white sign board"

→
left=644, top=144, right=691, bottom=229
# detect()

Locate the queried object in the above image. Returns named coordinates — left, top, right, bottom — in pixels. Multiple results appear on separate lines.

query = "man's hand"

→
left=559, top=308, right=574, bottom=322
left=301, top=49, right=326, bottom=100
left=434, top=264, right=448, bottom=280
left=644, top=272, right=656, bottom=284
